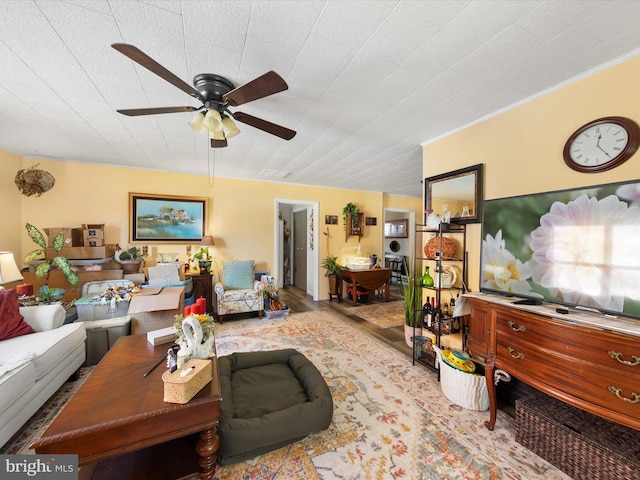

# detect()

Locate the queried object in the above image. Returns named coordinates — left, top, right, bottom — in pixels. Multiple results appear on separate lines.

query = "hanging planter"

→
left=342, top=202, right=359, bottom=231
left=15, top=164, right=56, bottom=197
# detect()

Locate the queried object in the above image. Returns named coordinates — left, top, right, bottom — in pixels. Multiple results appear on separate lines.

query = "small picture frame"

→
left=325, top=215, right=338, bottom=225
left=365, top=217, right=377, bottom=226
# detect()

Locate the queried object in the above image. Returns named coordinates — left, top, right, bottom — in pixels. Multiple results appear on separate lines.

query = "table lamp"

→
left=0, top=251, right=24, bottom=291
left=200, top=235, right=215, bottom=246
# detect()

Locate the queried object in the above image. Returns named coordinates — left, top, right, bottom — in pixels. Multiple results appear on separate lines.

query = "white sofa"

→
left=0, top=304, right=86, bottom=447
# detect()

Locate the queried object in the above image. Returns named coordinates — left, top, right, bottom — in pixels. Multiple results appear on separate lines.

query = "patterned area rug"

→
left=2, top=312, right=570, bottom=479
left=1, top=366, right=95, bottom=454
left=343, top=300, right=405, bottom=328
left=212, top=310, right=570, bottom=480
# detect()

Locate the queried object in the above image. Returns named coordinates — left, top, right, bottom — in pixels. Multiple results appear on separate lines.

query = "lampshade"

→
left=221, top=116, right=240, bottom=138
left=200, top=235, right=215, bottom=246
left=0, top=251, right=23, bottom=287
left=209, top=128, right=225, bottom=141
left=203, top=109, right=223, bottom=132
left=188, top=112, right=207, bottom=134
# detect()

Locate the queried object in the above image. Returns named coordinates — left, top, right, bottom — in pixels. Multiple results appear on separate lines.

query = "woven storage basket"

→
left=434, top=346, right=488, bottom=411
left=424, top=236, right=456, bottom=259
left=515, top=393, right=640, bottom=480
left=162, top=359, right=212, bottom=404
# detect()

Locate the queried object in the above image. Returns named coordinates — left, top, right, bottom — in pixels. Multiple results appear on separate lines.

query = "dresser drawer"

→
left=494, top=307, right=640, bottom=374
left=496, top=338, right=640, bottom=424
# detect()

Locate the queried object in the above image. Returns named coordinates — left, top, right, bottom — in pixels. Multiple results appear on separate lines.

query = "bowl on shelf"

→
left=424, top=236, right=456, bottom=259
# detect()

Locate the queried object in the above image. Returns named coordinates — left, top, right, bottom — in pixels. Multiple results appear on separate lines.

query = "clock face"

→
left=563, top=117, right=640, bottom=173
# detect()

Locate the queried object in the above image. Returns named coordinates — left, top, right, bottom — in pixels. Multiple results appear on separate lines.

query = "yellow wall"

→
left=423, top=54, right=640, bottom=291
left=2, top=155, right=421, bottom=299
left=1, top=149, right=24, bottom=256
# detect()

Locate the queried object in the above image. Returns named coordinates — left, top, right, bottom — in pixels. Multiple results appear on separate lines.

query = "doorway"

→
left=293, top=209, right=307, bottom=290
left=274, top=199, right=319, bottom=301
left=383, top=208, right=416, bottom=276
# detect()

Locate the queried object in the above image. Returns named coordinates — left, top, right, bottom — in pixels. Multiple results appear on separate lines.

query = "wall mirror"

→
left=424, top=164, right=483, bottom=224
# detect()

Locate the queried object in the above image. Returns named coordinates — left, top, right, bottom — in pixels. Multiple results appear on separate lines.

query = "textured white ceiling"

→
left=1, top=0, right=640, bottom=198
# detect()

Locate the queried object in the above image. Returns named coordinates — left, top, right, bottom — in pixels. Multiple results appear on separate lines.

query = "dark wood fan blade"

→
left=210, top=138, right=228, bottom=148
left=112, top=43, right=203, bottom=101
left=232, top=112, right=296, bottom=140
left=223, top=71, right=288, bottom=107
left=117, top=106, right=199, bottom=116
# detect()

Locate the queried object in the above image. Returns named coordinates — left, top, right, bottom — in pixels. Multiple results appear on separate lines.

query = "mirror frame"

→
left=424, top=163, right=483, bottom=224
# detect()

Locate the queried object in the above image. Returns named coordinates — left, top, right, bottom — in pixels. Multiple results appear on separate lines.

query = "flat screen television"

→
left=480, top=178, right=640, bottom=320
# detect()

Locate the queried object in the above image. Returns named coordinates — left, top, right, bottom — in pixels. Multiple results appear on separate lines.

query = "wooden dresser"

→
left=187, top=273, right=214, bottom=314
left=464, top=294, right=640, bottom=432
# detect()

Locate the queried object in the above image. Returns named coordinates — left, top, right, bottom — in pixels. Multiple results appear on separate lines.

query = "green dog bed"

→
left=217, top=349, right=333, bottom=466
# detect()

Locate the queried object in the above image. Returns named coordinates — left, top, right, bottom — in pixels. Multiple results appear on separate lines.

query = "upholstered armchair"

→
left=214, top=260, right=264, bottom=323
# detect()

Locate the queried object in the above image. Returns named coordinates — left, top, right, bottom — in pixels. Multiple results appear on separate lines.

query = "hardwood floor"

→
left=277, top=283, right=413, bottom=359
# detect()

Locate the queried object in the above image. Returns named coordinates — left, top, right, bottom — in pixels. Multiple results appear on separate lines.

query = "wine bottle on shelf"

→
left=419, top=266, right=434, bottom=287
left=450, top=296, right=460, bottom=333
left=422, top=296, right=430, bottom=328
left=433, top=301, right=442, bottom=334
left=425, top=297, right=434, bottom=330
left=443, top=302, right=449, bottom=317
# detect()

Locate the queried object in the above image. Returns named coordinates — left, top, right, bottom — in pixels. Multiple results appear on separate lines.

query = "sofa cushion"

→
left=0, top=362, right=35, bottom=411
left=2, top=323, right=86, bottom=381
left=0, top=289, right=35, bottom=341
left=222, top=261, right=254, bottom=290
left=220, top=289, right=261, bottom=302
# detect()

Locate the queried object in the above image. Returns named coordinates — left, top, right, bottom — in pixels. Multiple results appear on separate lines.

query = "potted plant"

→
left=114, top=245, right=145, bottom=274
left=342, top=202, right=359, bottom=232
left=400, top=258, right=421, bottom=348
left=190, top=247, right=212, bottom=273
left=321, top=255, right=344, bottom=301
left=23, top=223, right=79, bottom=303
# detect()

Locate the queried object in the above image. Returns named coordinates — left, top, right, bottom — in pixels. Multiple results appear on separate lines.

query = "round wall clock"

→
left=563, top=116, right=640, bottom=173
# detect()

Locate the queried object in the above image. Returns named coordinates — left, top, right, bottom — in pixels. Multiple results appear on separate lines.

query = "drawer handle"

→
left=507, top=347, right=525, bottom=360
left=508, top=321, right=526, bottom=332
left=608, top=386, right=640, bottom=404
left=608, top=350, right=640, bottom=366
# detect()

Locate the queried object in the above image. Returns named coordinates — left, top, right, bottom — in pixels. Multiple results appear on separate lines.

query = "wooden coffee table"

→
left=32, top=335, right=222, bottom=480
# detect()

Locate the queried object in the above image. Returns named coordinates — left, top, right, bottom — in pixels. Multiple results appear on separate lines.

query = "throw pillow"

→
left=0, top=289, right=35, bottom=341
left=223, top=261, right=255, bottom=290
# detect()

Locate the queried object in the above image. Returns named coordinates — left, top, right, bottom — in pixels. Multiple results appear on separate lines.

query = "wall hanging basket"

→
left=14, top=164, right=56, bottom=197
left=424, top=236, right=456, bottom=259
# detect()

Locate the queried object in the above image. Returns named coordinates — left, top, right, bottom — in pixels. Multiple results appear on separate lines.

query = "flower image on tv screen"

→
left=480, top=179, right=640, bottom=319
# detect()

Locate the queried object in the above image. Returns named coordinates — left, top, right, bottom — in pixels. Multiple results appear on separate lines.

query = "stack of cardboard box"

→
left=82, top=223, right=104, bottom=247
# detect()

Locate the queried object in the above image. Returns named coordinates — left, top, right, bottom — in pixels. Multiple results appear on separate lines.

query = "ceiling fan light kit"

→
left=188, top=112, right=207, bottom=134
left=111, top=43, right=296, bottom=148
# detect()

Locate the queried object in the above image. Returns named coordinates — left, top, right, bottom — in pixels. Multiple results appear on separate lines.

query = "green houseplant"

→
left=190, top=247, right=212, bottom=273
left=23, top=223, right=79, bottom=302
left=342, top=202, right=359, bottom=231
left=115, top=245, right=145, bottom=274
left=321, top=255, right=344, bottom=300
left=400, top=258, right=421, bottom=347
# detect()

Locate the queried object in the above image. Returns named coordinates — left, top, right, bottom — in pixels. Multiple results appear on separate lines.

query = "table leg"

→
left=384, top=281, right=390, bottom=302
left=484, top=360, right=497, bottom=431
left=352, top=284, right=358, bottom=305
left=196, top=428, right=219, bottom=480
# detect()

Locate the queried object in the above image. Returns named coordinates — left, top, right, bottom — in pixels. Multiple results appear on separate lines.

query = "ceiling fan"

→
left=111, top=43, right=296, bottom=148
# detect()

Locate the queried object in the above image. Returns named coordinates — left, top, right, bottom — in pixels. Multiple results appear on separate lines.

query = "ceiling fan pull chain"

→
left=208, top=146, right=217, bottom=189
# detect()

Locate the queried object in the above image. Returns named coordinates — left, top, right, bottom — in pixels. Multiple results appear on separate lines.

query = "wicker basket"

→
left=515, top=393, right=640, bottom=480
left=424, top=236, right=456, bottom=259
left=434, top=346, right=488, bottom=411
left=162, top=359, right=212, bottom=404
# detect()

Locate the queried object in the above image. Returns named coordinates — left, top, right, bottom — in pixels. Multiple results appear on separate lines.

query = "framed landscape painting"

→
left=129, top=193, right=208, bottom=243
